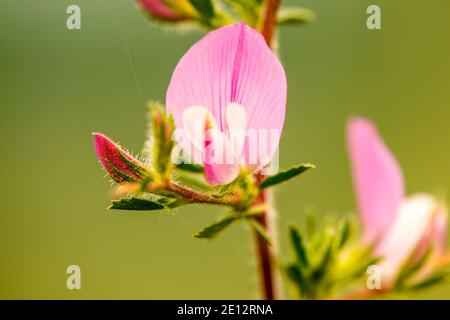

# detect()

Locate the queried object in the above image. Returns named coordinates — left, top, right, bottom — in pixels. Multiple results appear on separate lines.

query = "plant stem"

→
left=261, top=0, right=282, bottom=46
left=252, top=175, right=279, bottom=300
left=251, top=0, right=283, bottom=301
left=167, top=182, right=236, bottom=206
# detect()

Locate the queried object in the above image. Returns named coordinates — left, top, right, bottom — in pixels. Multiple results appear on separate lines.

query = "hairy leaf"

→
left=109, top=196, right=167, bottom=211
left=194, top=215, right=239, bottom=239
left=258, top=163, right=315, bottom=189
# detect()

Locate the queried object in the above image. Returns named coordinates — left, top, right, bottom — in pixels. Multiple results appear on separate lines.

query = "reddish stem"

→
left=253, top=178, right=278, bottom=300
left=261, top=0, right=282, bottom=46
left=252, top=0, right=283, bottom=300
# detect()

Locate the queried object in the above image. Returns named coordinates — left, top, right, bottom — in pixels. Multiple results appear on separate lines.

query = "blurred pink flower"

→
left=347, top=117, right=448, bottom=284
left=93, top=132, right=149, bottom=183
left=137, top=0, right=187, bottom=21
left=166, top=23, right=287, bottom=185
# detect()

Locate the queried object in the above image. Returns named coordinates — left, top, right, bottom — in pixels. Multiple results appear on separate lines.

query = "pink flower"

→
left=93, top=133, right=149, bottom=183
left=347, top=117, right=448, bottom=284
left=137, top=0, right=188, bottom=21
left=166, top=23, right=287, bottom=185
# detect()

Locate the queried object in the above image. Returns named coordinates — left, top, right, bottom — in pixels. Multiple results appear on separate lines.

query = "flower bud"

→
left=93, top=132, right=150, bottom=183
left=137, top=0, right=191, bottom=21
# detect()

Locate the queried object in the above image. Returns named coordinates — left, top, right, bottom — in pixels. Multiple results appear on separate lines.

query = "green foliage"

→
left=176, top=161, right=204, bottom=173
left=394, top=247, right=450, bottom=293
left=194, top=206, right=268, bottom=240
left=189, top=0, right=215, bottom=19
left=258, top=163, right=315, bottom=189
left=109, top=194, right=168, bottom=211
left=223, top=0, right=264, bottom=27
left=247, top=218, right=271, bottom=244
left=284, top=216, right=375, bottom=299
left=194, top=215, right=239, bottom=239
left=277, top=7, right=315, bottom=26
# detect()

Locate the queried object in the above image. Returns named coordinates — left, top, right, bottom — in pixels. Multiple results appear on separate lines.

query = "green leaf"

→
left=189, top=0, right=215, bottom=19
left=396, top=247, right=433, bottom=288
left=336, top=218, right=353, bottom=249
left=258, top=163, right=315, bottom=189
left=109, top=196, right=167, bottom=211
left=289, top=226, right=309, bottom=267
left=176, top=162, right=204, bottom=173
left=285, top=264, right=305, bottom=295
left=194, top=215, right=239, bottom=239
left=407, top=270, right=450, bottom=291
left=247, top=218, right=272, bottom=244
left=223, top=0, right=263, bottom=27
left=277, top=7, right=315, bottom=26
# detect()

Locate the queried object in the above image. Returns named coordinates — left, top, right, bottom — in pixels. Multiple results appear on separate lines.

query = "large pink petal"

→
left=347, top=117, right=405, bottom=243
left=166, top=22, right=287, bottom=170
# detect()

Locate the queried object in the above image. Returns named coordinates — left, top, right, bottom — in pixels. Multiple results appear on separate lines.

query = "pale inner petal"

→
left=182, top=106, right=217, bottom=152
left=376, top=194, right=438, bottom=283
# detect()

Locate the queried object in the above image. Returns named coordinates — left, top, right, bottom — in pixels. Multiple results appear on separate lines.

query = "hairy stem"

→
left=253, top=176, right=279, bottom=300
left=251, top=0, right=283, bottom=301
left=167, top=182, right=238, bottom=207
left=261, top=0, right=282, bottom=46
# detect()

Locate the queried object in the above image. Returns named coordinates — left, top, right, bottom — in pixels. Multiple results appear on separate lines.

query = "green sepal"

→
left=149, top=102, right=175, bottom=180
left=258, top=163, right=315, bottom=189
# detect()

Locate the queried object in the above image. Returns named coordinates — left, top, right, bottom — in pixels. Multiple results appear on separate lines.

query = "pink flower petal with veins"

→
left=347, top=117, right=405, bottom=243
left=166, top=23, right=287, bottom=184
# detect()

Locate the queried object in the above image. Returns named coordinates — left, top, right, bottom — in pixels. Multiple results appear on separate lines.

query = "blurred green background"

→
left=1, top=0, right=449, bottom=299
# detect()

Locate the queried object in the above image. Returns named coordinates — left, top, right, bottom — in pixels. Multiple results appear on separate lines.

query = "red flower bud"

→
left=93, top=133, right=150, bottom=183
left=137, top=0, right=188, bottom=21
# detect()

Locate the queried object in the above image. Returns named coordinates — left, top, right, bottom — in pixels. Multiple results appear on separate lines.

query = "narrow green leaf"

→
left=258, top=163, right=315, bottom=189
left=277, top=7, right=315, bottom=26
left=176, top=162, right=204, bottom=173
left=336, top=218, right=352, bottom=249
left=189, top=0, right=215, bottom=19
left=407, top=270, right=450, bottom=291
left=109, top=196, right=167, bottom=211
left=194, top=215, right=238, bottom=239
left=247, top=219, right=272, bottom=244
left=285, top=264, right=305, bottom=295
left=289, top=226, right=309, bottom=267
left=396, top=247, right=433, bottom=288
